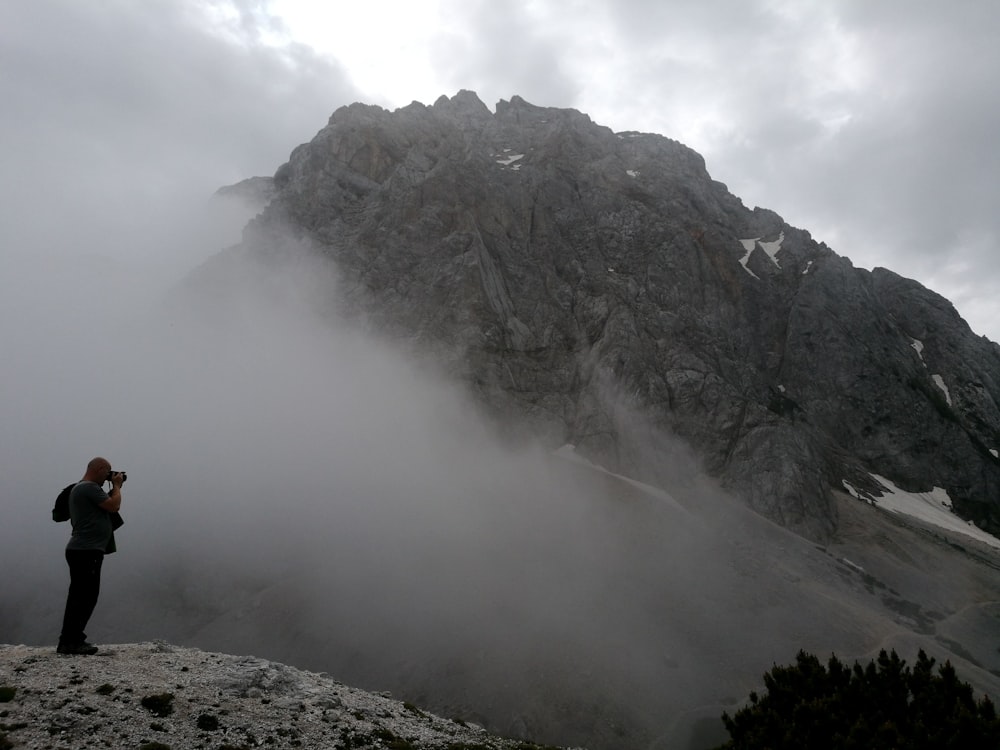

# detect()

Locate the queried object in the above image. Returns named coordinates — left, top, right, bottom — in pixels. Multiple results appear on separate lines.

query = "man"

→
left=58, top=456, right=124, bottom=655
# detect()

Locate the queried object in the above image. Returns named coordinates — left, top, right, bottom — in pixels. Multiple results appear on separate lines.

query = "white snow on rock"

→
left=736, top=232, right=783, bottom=276
left=495, top=153, right=524, bottom=166
left=841, top=558, right=865, bottom=574
left=626, top=169, right=639, bottom=177
left=910, top=337, right=925, bottom=362
left=864, top=474, right=1000, bottom=549
left=841, top=479, right=874, bottom=503
left=931, top=373, right=952, bottom=405
left=802, top=260, right=813, bottom=275
left=736, top=239, right=761, bottom=279
left=991, top=448, right=999, bottom=458
left=758, top=231, right=784, bottom=267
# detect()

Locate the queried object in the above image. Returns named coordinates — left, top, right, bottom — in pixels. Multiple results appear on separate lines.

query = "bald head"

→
left=83, top=456, right=112, bottom=483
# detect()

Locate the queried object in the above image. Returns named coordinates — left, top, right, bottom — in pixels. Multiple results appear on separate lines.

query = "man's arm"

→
left=98, top=476, right=123, bottom=512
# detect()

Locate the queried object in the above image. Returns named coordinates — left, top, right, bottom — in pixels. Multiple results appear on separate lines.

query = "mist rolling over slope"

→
left=4, top=87, right=1000, bottom=750
left=3, top=223, right=999, bottom=750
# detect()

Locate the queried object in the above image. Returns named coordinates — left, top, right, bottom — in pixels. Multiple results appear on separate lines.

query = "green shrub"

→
left=140, top=693, right=175, bottom=717
left=716, top=649, right=1000, bottom=749
left=197, top=713, right=220, bottom=731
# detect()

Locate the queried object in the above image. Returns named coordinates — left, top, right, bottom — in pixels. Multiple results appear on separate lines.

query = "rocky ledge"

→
left=0, top=642, right=572, bottom=750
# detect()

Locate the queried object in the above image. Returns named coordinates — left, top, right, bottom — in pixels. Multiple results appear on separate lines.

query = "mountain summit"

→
left=209, top=90, right=1000, bottom=540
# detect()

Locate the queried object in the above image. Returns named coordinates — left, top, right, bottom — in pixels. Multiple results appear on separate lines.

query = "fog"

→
left=0, top=212, right=720, bottom=744
left=3, top=213, right=1000, bottom=750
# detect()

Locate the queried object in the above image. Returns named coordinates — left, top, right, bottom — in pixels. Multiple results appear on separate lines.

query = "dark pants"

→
left=60, top=549, right=105, bottom=647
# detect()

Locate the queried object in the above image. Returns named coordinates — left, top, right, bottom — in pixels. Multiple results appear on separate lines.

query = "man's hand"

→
left=100, top=474, right=123, bottom=512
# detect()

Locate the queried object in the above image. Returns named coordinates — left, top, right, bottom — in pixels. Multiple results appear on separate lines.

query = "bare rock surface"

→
left=202, top=91, right=1000, bottom=541
left=0, top=642, right=570, bottom=750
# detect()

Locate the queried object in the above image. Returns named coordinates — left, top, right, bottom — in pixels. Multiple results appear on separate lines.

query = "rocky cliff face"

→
left=212, top=91, right=1000, bottom=540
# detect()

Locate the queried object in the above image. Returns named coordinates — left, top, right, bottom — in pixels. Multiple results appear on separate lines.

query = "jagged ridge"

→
left=212, top=91, right=1000, bottom=540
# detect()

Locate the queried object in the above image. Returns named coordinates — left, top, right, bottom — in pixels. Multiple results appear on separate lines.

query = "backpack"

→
left=52, top=483, right=75, bottom=522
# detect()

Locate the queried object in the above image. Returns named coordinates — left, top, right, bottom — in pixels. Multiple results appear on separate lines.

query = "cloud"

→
left=0, top=0, right=357, bottom=269
left=429, top=0, right=582, bottom=109
left=4, top=0, right=997, bottom=340
left=0, top=231, right=737, bottom=746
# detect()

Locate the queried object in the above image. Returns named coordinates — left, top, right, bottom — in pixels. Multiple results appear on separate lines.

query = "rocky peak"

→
left=210, top=92, right=1000, bottom=541
left=432, top=88, right=492, bottom=124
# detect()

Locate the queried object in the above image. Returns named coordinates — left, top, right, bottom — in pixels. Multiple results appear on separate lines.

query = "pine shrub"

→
left=716, top=649, right=1000, bottom=749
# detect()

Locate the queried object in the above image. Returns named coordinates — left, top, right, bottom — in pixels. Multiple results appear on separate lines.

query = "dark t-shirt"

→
left=66, top=481, right=112, bottom=551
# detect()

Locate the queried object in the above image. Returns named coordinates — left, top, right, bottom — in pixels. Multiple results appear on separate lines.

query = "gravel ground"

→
left=0, top=642, right=572, bottom=750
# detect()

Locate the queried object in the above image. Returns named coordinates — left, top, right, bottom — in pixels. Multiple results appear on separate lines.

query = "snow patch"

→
left=626, top=169, right=639, bottom=177
left=990, top=448, right=998, bottom=458
left=778, top=384, right=786, bottom=393
left=803, top=260, right=813, bottom=275
left=841, top=558, right=865, bottom=574
left=736, top=232, right=783, bottom=276
left=495, top=153, right=524, bottom=166
left=842, top=479, right=874, bottom=503
left=736, top=239, right=760, bottom=279
left=910, top=338, right=925, bottom=363
left=758, top=232, right=784, bottom=267
left=867, top=473, right=1000, bottom=549
left=931, top=374, right=952, bottom=405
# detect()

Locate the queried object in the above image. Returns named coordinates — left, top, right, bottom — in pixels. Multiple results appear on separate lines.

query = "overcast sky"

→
left=2, top=0, right=998, bottom=341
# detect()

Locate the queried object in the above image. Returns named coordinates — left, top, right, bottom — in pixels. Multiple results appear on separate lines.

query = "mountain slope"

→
left=209, top=90, right=1000, bottom=540
left=25, top=455, right=997, bottom=750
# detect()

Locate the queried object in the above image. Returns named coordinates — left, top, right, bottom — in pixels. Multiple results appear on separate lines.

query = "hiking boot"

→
left=57, top=641, right=98, bottom=655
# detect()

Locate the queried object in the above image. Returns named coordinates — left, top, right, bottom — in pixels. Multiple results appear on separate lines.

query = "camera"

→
left=105, top=470, right=128, bottom=483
